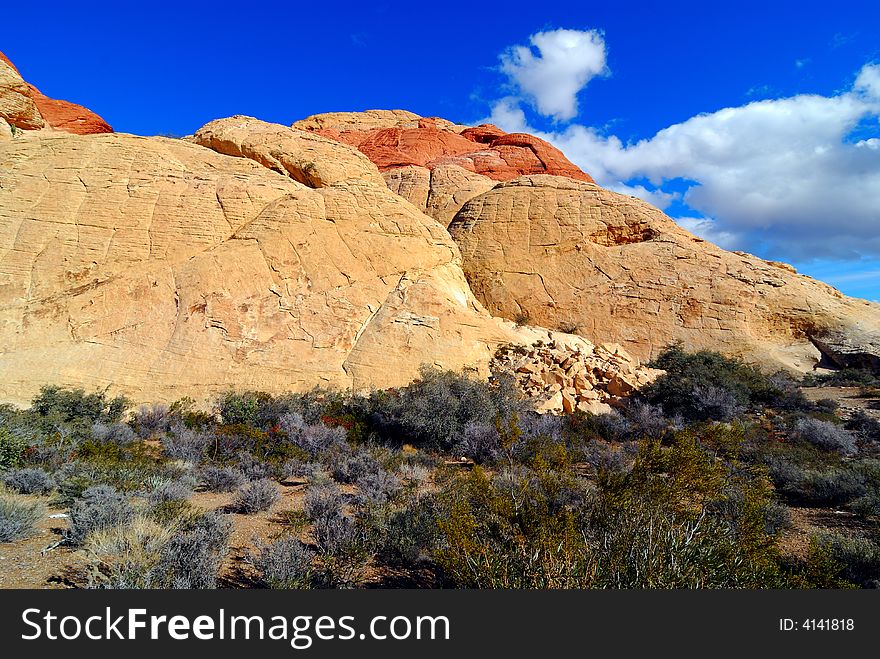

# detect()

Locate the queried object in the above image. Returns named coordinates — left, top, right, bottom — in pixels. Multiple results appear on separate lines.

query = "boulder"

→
left=192, top=115, right=385, bottom=188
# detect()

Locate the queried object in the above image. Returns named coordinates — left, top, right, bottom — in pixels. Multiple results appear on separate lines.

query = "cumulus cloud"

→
left=499, top=29, right=607, bottom=121
left=487, top=53, right=880, bottom=262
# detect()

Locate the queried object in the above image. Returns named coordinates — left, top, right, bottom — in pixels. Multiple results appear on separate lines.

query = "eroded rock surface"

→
left=192, top=116, right=385, bottom=188
left=0, top=53, right=44, bottom=130
left=294, top=110, right=594, bottom=183
left=449, top=175, right=880, bottom=372
left=0, top=130, right=617, bottom=405
left=384, top=164, right=496, bottom=227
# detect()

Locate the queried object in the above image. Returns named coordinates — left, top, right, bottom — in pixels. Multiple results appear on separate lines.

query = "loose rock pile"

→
left=492, top=339, right=664, bottom=415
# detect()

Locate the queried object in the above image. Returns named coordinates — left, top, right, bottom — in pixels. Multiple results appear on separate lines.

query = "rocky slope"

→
left=448, top=175, right=880, bottom=371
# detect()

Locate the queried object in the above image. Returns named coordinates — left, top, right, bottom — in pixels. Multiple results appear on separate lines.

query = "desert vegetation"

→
left=0, top=349, right=878, bottom=589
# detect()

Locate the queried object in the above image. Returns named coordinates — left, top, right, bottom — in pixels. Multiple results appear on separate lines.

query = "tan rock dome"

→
left=448, top=175, right=880, bottom=372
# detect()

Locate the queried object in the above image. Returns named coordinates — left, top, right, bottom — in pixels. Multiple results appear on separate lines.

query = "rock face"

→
left=0, top=53, right=44, bottom=130
left=492, top=339, right=664, bottom=415
left=384, top=164, right=496, bottom=227
left=294, top=110, right=594, bottom=183
left=449, top=175, right=880, bottom=372
left=0, top=51, right=111, bottom=135
left=1, top=127, right=631, bottom=406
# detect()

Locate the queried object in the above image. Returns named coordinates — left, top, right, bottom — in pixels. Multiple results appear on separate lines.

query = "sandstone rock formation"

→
left=449, top=175, right=880, bottom=372
left=293, top=109, right=467, bottom=135
left=0, top=51, right=111, bottom=135
left=1, top=127, right=649, bottom=407
left=384, top=164, right=495, bottom=226
left=27, top=84, right=112, bottom=135
left=294, top=110, right=594, bottom=183
left=0, top=53, right=44, bottom=130
left=192, top=116, right=385, bottom=188
left=492, top=339, right=664, bottom=415
left=0, top=117, right=13, bottom=141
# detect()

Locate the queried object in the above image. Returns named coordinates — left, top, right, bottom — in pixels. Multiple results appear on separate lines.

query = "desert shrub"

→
left=330, top=447, right=379, bottom=484
left=157, top=511, right=232, bottom=588
left=131, top=404, right=171, bottom=439
left=643, top=344, right=782, bottom=421
left=53, top=462, right=100, bottom=505
left=234, top=451, right=278, bottom=480
left=31, top=386, right=129, bottom=423
left=217, top=391, right=280, bottom=429
left=817, top=533, right=880, bottom=588
left=769, top=459, right=867, bottom=506
left=303, top=480, right=348, bottom=551
left=453, top=422, right=501, bottom=464
left=851, top=492, right=880, bottom=518
left=355, top=468, right=402, bottom=506
left=91, top=421, right=137, bottom=446
left=303, top=480, right=370, bottom=586
left=146, top=479, right=192, bottom=505
left=2, top=467, right=54, bottom=494
left=66, top=485, right=135, bottom=546
left=90, top=509, right=232, bottom=589
left=368, top=367, right=522, bottom=451
left=813, top=398, right=840, bottom=414
left=569, top=410, right=630, bottom=443
left=0, top=427, right=28, bottom=470
left=233, top=479, right=279, bottom=514
left=847, top=410, right=880, bottom=442
left=282, top=458, right=323, bottom=481
left=435, top=428, right=787, bottom=588
left=278, top=413, right=347, bottom=457
left=519, top=412, right=565, bottom=442
left=793, top=418, right=858, bottom=456
left=396, top=463, right=431, bottom=487
left=248, top=536, right=315, bottom=589
left=623, top=401, right=670, bottom=439
left=162, top=425, right=212, bottom=463
left=168, top=397, right=215, bottom=429
left=199, top=465, right=246, bottom=492
left=0, top=492, right=45, bottom=542
left=690, top=384, right=744, bottom=422
left=379, top=496, right=440, bottom=567
left=763, top=501, right=792, bottom=534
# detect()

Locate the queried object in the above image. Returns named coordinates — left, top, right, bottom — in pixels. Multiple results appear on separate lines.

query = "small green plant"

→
left=0, top=428, right=28, bottom=470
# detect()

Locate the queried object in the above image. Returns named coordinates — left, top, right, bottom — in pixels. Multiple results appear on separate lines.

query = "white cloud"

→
left=499, top=29, right=607, bottom=121
left=605, top=182, right=679, bottom=210
left=674, top=217, right=742, bottom=250
left=487, top=58, right=880, bottom=262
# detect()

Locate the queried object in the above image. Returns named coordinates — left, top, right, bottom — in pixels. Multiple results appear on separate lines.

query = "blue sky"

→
left=2, top=0, right=878, bottom=299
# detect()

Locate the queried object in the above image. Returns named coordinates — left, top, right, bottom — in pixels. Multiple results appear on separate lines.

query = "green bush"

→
left=0, top=428, right=28, bottom=470
left=31, top=386, right=129, bottom=423
left=643, top=344, right=793, bottom=421
left=434, top=427, right=790, bottom=588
